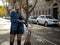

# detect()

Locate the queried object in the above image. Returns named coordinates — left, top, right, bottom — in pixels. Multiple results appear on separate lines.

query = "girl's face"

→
left=15, top=2, right=20, bottom=10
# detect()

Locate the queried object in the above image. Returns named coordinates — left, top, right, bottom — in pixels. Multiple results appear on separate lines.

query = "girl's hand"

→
left=18, top=20, right=25, bottom=22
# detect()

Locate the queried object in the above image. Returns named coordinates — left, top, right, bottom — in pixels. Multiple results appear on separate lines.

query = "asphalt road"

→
left=0, top=18, right=60, bottom=45
left=30, top=24, right=60, bottom=45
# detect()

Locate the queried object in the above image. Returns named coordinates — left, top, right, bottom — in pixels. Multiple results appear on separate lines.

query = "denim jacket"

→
left=10, top=11, right=28, bottom=31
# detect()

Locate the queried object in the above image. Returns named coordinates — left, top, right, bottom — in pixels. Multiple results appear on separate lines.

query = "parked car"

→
left=28, top=16, right=37, bottom=24
left=3, top=16, right=10, bottom=20
left=36, top=15, right=59, bottom=26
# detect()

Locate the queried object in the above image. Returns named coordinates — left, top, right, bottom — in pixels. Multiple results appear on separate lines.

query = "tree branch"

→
left=28, top=0, right=37, bottom=14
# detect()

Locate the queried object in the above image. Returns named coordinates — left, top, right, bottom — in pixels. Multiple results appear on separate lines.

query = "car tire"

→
left=37, top=21, right=39, bottom=25
left=44, top=22, right=48, bottom=27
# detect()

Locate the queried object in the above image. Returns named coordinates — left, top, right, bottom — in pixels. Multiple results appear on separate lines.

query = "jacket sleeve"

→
left=24, top=18, right=28, bottom=27
left=10, top=11, right=19, bottom=23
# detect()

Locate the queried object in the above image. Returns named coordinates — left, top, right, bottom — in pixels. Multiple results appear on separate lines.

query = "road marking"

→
left=32, top=34, right=57, bottom=45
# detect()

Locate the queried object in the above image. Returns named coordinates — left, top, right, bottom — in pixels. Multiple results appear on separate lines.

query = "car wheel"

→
left=37, top=21, right=39, bottom=25
left=44, top=22, right=48, bottom=27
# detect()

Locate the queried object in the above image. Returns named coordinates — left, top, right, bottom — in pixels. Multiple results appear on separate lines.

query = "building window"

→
left=39, top=10, right=41, bottom=15
left=42, top=10, right=44, bottom=15
left=48, top=9, right=50, bottom=15
left=36, top=11, right=38, bottom=15
left=33, top=11, right=35, bottom=15
left=45, top=10, right=47, bottom=15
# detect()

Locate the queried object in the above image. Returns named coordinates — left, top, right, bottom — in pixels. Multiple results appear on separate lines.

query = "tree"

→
left=0, top=6, right=6, bottom=15
left=21, top=0, right=37, bottom=19
left=5, top=0, right=37, bottom=17
left=2, top=0, right=10, bottom=16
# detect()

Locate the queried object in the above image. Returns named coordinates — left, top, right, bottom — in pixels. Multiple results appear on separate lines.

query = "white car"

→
left=36, top=15, right=59, bottom=26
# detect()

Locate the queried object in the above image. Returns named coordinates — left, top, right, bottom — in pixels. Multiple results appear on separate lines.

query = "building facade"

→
left=31, top=0, right=60, bottom=20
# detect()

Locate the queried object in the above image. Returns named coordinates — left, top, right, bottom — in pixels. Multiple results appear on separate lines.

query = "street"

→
left=30, top=24, right=60, bottom=45
left=0, top=18, right=60, bottom=45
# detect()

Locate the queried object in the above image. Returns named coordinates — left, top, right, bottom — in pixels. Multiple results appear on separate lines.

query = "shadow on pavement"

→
left=0, top=33, right=10, bottom=45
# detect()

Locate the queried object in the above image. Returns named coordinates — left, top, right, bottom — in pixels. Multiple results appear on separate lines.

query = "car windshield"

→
left=46, top=16, right=53, bottom=19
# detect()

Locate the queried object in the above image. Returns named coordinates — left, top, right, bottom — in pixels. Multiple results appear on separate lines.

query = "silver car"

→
left=28, top=16, right=37, bottom=24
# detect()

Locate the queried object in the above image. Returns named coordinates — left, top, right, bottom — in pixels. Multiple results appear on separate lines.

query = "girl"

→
left=10, top=2, right=28, bottom=45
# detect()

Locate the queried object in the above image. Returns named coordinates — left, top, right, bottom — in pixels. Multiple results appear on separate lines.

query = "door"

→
left=53, top=8, right=58, bottom=19
left=53, top=3, right=58, bottom=19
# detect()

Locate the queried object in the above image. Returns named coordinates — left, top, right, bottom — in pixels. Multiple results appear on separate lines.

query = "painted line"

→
left=32, top=34, right=57, bottom=45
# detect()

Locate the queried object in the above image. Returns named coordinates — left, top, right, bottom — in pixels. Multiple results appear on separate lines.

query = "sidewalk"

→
left=0, top=17, right=31, bottom=45
left=0, top=30, right=27, bottom=45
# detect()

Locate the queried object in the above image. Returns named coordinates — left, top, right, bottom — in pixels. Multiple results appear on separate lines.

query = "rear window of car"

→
left=30, top=16, right=37, bottom=19
left=39, top=16, right=44, bottom=18
left=33, top=17, right=37, bottom=19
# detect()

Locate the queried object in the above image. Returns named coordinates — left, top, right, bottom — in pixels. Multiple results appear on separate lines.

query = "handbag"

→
left=24, top=30, right=31, bottom=45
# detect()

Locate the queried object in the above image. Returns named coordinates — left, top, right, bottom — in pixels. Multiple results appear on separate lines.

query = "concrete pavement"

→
left=0, top=18, right=29, bottom=45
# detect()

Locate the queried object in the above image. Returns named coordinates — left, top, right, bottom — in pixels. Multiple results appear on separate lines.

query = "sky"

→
left=0, top=0, right=3, bottom=6
left=0, top=0, right=9, bottom=6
